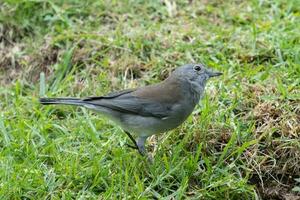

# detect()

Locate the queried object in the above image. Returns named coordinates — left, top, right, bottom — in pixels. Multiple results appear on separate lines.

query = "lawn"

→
left=0, top=0, right=299, bottom=199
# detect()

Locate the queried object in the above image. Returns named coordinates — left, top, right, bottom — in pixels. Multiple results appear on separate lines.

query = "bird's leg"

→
left=124, top=131, right=138, bottom=150
left=136, top=136, right=148, bottom=156
left=124, top=131, right=148, bottom=157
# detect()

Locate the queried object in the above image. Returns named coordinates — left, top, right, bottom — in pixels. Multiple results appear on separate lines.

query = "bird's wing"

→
left=83, top=88, right=136, bottom=100
left=82, top=86, right=177, bottom=119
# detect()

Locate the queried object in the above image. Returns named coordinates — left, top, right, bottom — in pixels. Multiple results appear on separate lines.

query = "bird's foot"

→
left=125, top=143, right=138, bottom=149
left=124, top=131, right=139, bottom=150
left=123, top=132, right=151, bottom=158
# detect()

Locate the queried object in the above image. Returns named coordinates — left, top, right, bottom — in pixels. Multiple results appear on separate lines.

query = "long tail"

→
left=40, top=97, right=85, bottom=106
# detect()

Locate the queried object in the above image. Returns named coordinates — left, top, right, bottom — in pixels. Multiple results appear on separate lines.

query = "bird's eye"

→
left=193, top=65, right=202, bottom=72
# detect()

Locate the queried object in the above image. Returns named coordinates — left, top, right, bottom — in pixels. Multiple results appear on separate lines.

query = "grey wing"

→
left=83, top=92, right=172, bottom=118
left=83, top=88, right=136, bottom=100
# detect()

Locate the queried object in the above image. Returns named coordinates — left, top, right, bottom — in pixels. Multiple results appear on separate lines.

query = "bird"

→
left=40, top=63, right=222, bottom=156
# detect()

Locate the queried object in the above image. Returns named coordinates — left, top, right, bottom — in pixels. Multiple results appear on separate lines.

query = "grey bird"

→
left=40, top=63, right=222, bottom=156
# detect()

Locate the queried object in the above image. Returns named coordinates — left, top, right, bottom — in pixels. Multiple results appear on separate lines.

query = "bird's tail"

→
left=40, top=97, right=85, bottom=106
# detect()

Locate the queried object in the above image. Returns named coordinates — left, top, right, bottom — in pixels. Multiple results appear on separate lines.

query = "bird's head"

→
left=171, top=63, right=222, bottom=87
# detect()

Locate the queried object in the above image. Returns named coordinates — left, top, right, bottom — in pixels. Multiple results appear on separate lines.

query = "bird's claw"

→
left=125, top=143, right=138, bottom=149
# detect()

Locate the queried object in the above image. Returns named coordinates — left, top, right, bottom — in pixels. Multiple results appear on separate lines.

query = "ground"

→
left=0, top=0, right=299, bottom=199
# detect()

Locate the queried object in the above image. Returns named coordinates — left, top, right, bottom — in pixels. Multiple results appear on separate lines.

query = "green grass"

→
left=0, top=0, right=299, bottom=199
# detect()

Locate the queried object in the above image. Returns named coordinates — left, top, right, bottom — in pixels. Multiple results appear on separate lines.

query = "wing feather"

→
left=82, top=88, right=173, bottom=118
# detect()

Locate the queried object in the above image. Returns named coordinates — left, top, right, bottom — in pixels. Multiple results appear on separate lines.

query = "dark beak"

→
left=208, top=70, right=223, bottom=77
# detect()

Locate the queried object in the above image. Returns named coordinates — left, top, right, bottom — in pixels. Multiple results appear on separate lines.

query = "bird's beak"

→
left=208, top=70, right=223, bottom=77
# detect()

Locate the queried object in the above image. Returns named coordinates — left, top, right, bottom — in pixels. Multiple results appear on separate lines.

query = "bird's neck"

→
left=166, top=76, right=205, bottom=105
left=187, top=80, right=205, bottom=105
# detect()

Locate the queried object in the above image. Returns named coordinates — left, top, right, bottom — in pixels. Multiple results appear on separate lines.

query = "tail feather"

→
left=40, top=97, right=84, bottom=106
